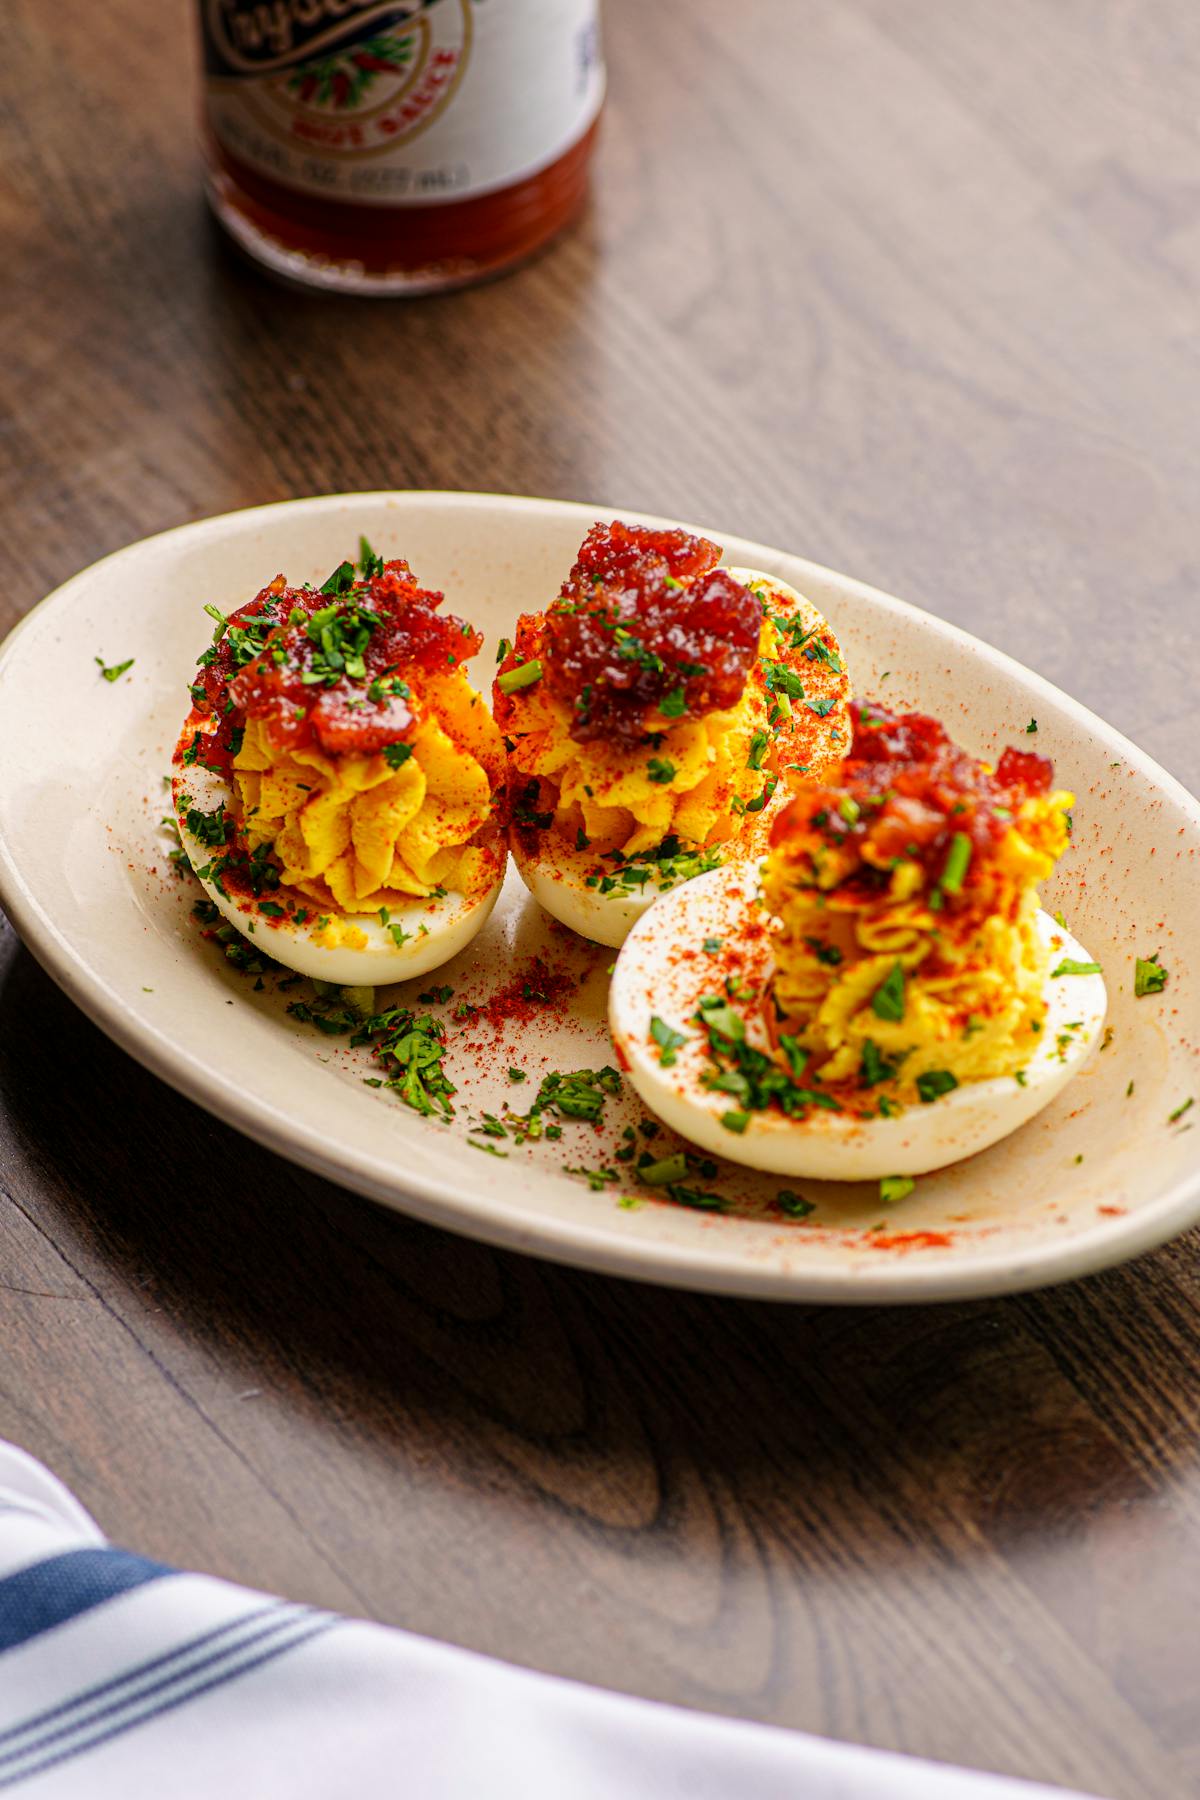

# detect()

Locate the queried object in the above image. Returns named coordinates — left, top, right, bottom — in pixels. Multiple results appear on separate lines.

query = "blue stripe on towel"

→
left=0, top=1550, right=170, bottom=1655
left=0, top=1617, right=339, bottom=1790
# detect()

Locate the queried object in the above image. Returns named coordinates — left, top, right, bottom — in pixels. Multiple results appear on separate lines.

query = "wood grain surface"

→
left=2, top=3, right=1199, bottom=1794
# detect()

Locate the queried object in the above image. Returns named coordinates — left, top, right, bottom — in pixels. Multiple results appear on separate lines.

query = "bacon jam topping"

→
left=183, top=553, right=480, bottom=771
left=770, top=701, right=1055, bottom=904
left=496, top=521, right=762, bottom=745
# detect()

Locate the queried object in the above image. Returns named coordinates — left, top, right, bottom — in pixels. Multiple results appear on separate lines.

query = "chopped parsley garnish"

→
left=805, top=936, right=843, bottom=967
left=564, top=1164, right=619, bottom=1191
left=496, top=658, right=543, bottom=694
left=183, top=801, right=228, bottom=849
left=696, top=995, right=839, bottom=1120
left=302, top=599, right=381, bottom=686
left=744, top=776, right=779, bottom=814
left=287, top=995, right=365, bottom=1036
left=634, top=1148, right=724, bottom=1211
left=357, top=536, right=384, bottom=580
left=650, top=1016, right=688, bottom=1067
left=95, top=655, right=134, bottom=683
left=319, top=559, right=356, bottom=596
left=382, top=742, right=413, bottom=770
left=351, top=1006, right=456, bottom=1117
left=417, top=984, right=453, bottom=1005
left=860, top=1039, right=899, bottom=1087
left=871, top=961, right=906, bottom=1022
left=647, top=757, right=677, bottom=785
left=503, top=1067, right=622, bottom=1143
left=804, top=639, right=843, bottom=674
left=658, top=686, right=687, bottom=719
left=747, top=730, right=769, bottom=771
left=1025, top=719, right=1038, bottom=734
left=806, top=696, right=837, bottom=718
left=590, top=835, right=721, bottom=897
left=1134, top=954, right=1167, bottom=997
left=507, top=1067, right=527, bottom=1083
left=916, top=1069, right=959, bottom=1103
left=1051, top=958, right=1102, bottom=977
left=611, top=624, right=666, bottom=675
left=720, top=1109, right=751, bottom=1134
left=762, top=659, right=804, bottom=702
left=702, top=937, right=724, bottom=954
left=880, top=1175, right=915, bottom=1204
left=775, top=1190, right=815, bottom=1219
left=1168, top=1097, right=1194, bottom=1125
left=512, top=780, right=554, bottom=831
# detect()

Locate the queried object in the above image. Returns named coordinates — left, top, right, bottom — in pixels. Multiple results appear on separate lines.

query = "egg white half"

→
left=512, top=567, right=845, bottom=948
left=172, top=761, right=502, bottom=986
left=609, top=865, right=1107, bottom=1180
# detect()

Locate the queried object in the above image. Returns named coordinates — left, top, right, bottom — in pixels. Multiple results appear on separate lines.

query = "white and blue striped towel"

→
left=0, top=1440, right=1101, bottom=1798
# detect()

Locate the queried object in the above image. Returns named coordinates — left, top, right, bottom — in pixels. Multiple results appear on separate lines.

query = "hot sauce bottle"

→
left=197, top=1, right=605, bottom=294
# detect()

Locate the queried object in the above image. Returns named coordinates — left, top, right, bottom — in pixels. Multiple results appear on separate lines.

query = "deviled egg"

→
left=493, top=521, right=851, bottom=947
left=172, top=546, right=505, bottom=985
left=610, top=702, right=1106, bottom=1179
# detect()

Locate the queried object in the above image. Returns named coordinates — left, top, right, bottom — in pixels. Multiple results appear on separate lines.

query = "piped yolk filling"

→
left=232, top=671, right=503, bottom=916
left=510, top=619, right=822, bottom=859
left=762, top=790, right=1073, bottom=1097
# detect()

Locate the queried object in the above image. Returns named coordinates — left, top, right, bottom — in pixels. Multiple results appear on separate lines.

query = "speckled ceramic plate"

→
left=0, top=493, right=1196, bottom=1302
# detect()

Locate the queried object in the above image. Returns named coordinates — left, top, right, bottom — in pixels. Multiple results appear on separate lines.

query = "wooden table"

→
left=2, top=4, right=1198, bottom=1795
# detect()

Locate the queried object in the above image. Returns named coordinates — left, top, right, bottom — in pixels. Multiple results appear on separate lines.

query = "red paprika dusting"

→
left=460, top=958, right=576, bottom=1042
left=866, top=1230, right=954, bottom=1251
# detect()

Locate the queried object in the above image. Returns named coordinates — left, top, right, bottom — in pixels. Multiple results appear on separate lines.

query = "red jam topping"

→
left=771, top=702, right=1054, bottom=894
left=183, top=560, right=481, bottom=766
left=537, top=521, right=762, bottom=744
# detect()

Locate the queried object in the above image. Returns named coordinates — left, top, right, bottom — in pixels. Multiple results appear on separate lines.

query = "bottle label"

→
left=201, top=0, right=604, bottom=208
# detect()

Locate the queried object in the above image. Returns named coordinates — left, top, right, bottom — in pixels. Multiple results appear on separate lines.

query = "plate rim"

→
left=2, top=488, right=1198, bottom=1304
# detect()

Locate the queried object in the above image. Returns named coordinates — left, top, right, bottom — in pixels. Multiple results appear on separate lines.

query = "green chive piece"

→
left=496, top=659, right=544, bottom=694
left=940, top=832, right=972, bottom=894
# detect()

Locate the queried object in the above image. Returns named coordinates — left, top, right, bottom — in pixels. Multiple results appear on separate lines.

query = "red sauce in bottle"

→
left=197, top=2, right=605, bottom=294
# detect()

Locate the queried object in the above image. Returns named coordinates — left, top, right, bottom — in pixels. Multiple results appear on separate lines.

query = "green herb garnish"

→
left=871, top=961, right=906, bottom=1022
left=650, top=1016, right=689, bottom=1067
left=916, top=1069, right=959, bottom=1103
left=940, top=832, right=972, bottom=895
left=497, top=659, right=544, bottom=695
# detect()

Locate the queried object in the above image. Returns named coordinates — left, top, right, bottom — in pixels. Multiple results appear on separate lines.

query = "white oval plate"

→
left=0, top=493, right=1196, bottom=1303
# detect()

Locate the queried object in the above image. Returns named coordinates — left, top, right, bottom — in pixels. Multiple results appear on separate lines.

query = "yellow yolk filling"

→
left=509, top=621, right=789, bottom=857
left=762, top=792, right=1073, bottom=1094
left=232, top=672, right=503, bottom=915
